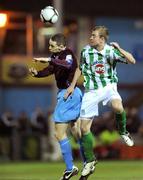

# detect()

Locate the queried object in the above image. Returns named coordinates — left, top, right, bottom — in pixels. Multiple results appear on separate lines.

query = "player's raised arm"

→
left=110, top=42, right=136, bottom=64
left=64, top=67, right=81, bottom=99
left=33, top=57, right=51, bottom=63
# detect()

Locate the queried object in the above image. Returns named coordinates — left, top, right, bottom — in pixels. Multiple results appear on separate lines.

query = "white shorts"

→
left=80, top=83, right=122, bottom=119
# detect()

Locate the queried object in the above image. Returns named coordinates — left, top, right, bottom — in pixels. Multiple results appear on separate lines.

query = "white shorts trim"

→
left=79, top=117, right=94, bottom=121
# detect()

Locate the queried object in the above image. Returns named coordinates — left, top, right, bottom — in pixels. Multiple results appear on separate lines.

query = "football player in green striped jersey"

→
left=64, top=26, right=136, bottom=179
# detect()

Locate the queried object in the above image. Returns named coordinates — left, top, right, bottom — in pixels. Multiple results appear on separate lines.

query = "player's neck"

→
left=96, top=42, right=105, bottom=52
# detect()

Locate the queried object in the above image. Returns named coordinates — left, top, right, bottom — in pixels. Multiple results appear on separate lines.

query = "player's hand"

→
left=64, top=86, right=75, bottom=100
left=29, top=67, right=38, bottom=76
left=33, top=57, right=51, bottom=63
left=110, top=42, right=120, bottom=49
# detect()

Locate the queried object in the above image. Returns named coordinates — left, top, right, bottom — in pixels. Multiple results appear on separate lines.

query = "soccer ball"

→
left=40, top=6, right=59, bottom=24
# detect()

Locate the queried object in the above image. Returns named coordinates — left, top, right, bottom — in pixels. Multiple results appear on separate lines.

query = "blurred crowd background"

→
left=0, top=0, right=143, bottom=162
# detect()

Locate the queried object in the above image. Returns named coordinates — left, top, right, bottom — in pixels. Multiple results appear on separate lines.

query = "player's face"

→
left=49, top=39, right=63, bottom=53
left=89, top=30, right=103, bottom=48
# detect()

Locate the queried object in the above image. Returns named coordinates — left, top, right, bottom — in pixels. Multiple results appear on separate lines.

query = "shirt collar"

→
left=89, top=44, right=108, bottom=56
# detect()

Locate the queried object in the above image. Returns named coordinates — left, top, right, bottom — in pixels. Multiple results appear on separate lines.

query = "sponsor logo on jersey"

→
left=95, top=63, right=105, bottom=74
left=92, top=60, right=103, bottom=65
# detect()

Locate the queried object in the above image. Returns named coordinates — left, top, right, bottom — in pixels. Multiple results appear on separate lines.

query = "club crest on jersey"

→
left=65, top=55, right=73, bottom=65
left=95, top=63, right=105, bottom=74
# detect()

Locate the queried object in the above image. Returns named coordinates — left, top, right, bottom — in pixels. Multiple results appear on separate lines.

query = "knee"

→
left=112, top=101, right=124, bottom=113
left=81, top=124, right=90, bottom=135
left=54, top=131, right=66, bottom=141
left=71, top=126, right=81, bottom=140
left=113, top=104, right=124, bottom=113
left=54, top=132, right=59, bottom=141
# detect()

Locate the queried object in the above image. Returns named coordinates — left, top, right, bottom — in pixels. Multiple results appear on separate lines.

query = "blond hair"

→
left=92, top=26, right=109, bottom=42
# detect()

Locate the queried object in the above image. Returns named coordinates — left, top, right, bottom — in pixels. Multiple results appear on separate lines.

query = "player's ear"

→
left=60, top=44, right=64, bottom=48
left=101, top=36, right=106, bottom=42
left=59, top=44, right=66, bottom=50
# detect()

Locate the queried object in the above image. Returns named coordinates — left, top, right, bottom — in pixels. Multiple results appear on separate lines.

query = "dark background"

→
left=0, top=0, right=143, bottom=17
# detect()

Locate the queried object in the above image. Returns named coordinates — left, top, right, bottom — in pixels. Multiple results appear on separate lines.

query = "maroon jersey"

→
left=35, top=48, right=78, bottom=89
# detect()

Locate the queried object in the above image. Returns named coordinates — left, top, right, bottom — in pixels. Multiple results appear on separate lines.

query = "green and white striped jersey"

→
left=80, top=44, right=127, bottom=90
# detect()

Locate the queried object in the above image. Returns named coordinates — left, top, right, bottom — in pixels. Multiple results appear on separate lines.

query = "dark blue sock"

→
left=78, top=139, right=86, bottom=164
left=59, top=138, right=73, bottom=171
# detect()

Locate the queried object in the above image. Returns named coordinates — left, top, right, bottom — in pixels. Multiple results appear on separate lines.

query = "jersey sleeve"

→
left=51, top=51, right=74, bottom=69
left=35, top=63, right=54, bottom=77
left=113, top=48, right=128, bottom=64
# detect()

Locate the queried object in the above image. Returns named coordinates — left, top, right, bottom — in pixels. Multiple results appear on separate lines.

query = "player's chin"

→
left=89, top=42, right=95, bottom=46
left=90, top=43, right=98, bottom=49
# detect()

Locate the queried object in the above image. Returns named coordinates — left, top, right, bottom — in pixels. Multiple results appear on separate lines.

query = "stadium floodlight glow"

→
left=0, top=13, right=7, bottom=28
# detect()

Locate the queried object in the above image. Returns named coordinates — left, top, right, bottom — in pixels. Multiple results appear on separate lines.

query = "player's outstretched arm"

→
left=110, top=42, right=136, bottom=64
left=64, top=68, right=81, bottom=100
left=33, top=57, right=51, bottom=63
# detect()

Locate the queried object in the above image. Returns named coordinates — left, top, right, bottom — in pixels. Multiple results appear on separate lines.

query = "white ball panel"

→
left=51, top=15, right=58, bottom=23
left=41, top=9, right=54, bottom=21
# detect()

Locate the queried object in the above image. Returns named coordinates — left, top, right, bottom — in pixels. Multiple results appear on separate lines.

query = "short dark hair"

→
left=51, top=33, right=67, bottom=46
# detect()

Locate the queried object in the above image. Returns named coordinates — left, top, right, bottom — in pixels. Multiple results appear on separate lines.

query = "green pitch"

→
left=0, top=160, right=143, bottom=180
